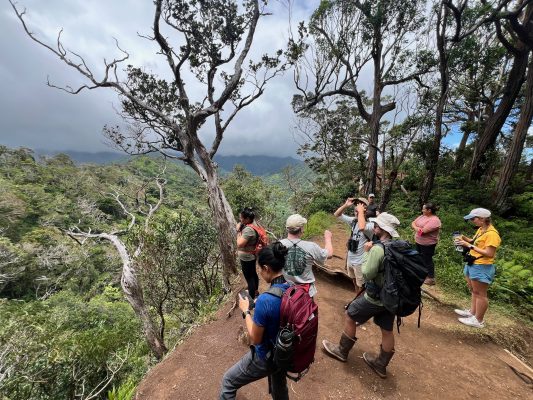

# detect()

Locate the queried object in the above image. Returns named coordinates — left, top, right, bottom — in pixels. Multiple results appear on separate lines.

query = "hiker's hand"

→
left=324, top=230, right=332, bottom=240
left=456, top=239, right=469, bottom=247
left=356, top=203, right=365, bottom=214
left=344, top=197, right=355, bottom=207
left=238, top=293, right=250, bottom=312
left=364, top=241, right=373, bottom=252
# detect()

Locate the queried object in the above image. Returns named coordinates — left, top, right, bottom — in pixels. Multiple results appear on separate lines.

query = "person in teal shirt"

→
left=322, top=213, right=401, bottom=379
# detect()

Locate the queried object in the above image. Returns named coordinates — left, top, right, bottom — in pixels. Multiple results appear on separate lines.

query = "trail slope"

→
left=136, top=222, right=531, bottom=399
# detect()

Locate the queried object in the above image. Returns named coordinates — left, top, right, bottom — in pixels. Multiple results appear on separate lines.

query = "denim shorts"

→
left=463, top=264, right=495, bottom=284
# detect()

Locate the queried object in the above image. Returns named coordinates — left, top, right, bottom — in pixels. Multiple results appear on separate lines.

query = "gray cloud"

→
left=0, top=0, right=319, bottom=157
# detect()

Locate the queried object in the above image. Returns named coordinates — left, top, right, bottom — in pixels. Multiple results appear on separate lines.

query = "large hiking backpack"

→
left=267, top=284, right=318, bottom=381
left=245, top=224, right=269, bottom=255
left=375, top=240, right=427, bottom=330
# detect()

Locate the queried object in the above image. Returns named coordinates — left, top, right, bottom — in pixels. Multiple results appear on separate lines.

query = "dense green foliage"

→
left=298, top=161, right=533, bottom=319
left=0, top=147, right=227, bottom=399
left=0, top=290, right=146, bottom=399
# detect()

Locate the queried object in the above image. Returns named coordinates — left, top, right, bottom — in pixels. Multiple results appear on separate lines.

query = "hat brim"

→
left=463, top=213, right=475, bottom=220
left=368, top=218, right=399, bottom=238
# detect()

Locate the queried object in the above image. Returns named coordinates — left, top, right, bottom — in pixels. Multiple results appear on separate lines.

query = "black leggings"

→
left=240, top=259, right=259, bottom=298
left=416, top=243, right=436, bottom=279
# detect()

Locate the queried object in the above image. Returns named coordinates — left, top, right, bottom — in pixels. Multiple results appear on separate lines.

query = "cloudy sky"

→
left=1, top=0, right=322, bottom=157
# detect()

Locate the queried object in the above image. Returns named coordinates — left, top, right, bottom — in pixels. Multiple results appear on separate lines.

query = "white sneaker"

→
left=454, top=308, right=473, bottom=317
left=458, top=315, right=484, bottom=328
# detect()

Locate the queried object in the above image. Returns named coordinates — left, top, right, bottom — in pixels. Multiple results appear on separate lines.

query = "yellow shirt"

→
left=470, top=225, right=501, bottom=265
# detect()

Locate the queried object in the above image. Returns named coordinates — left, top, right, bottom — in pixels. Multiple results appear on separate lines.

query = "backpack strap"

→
left=247, top=223, right=260, bottom=240
left=266, top=286, right=284, bottom=298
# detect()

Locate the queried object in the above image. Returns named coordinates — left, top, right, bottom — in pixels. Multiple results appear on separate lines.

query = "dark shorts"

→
left=346, top=295, right=395, bottom=332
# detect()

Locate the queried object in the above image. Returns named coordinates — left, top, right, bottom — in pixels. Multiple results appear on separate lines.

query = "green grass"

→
left=303, top=211, right=337, bottom=239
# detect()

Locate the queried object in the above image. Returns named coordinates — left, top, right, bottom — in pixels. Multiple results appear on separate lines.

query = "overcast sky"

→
left=0, top=0, right=322, bottom=157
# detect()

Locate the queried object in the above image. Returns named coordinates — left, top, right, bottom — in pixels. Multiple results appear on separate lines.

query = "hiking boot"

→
left=458, top=315, right=484, bottom=328
left=322, top=333, right=357, bottom=362
left=363, top=345, right=395, bottom=378
left=424, top=277, right=436, bottom=286
left=454, top=308, right=473, bottom=317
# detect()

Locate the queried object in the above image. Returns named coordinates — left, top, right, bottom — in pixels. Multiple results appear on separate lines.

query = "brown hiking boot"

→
left=363, top=345, right=395, bottom=378
left=322, top=333, right=357, bottom=362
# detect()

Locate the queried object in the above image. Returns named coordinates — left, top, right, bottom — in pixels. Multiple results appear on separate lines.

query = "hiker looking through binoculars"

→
left=334, top=197, right=374, bottom=295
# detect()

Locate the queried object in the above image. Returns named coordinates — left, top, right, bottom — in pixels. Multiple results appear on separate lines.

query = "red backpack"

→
left=244, top=224, right=269, bottom=255
left=267, top=284, right=318, bottom=381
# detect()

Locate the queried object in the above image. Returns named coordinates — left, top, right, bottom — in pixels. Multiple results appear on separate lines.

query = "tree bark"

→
left=192, top=143, right=238, bottom=287
left=526, top=157, right=533, bottom=181
left=204, top=168, right=238, bottom=287
left=494, top=53, right=533, bottom=210
left=469, top=0, right=533, bottom=183
left=420, top=3, right=449, bottom=205
left=454, top=110, right=475, bottom=169
left=106, top=234, right=168, bottom=360
left=364, top=28, right=385, bottom=196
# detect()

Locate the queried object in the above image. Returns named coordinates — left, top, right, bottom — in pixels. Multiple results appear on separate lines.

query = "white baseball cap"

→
left=369, top=212, right=400, bottom=238
left=464, top=208, right=491, bottom=220
left=368, top=193, right=375, bottom=197
left=286, top=214, right=307, bottom=229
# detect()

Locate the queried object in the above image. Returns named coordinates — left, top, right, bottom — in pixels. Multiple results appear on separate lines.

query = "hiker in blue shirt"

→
left=220, top=242, right=290, bottom=400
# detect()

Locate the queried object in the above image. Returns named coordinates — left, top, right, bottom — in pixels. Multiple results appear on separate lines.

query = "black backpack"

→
left=375, top=240, right=427, bottom=331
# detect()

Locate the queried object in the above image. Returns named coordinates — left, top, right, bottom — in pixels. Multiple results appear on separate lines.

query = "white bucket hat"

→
left=369, top=212, right=400, bottom=238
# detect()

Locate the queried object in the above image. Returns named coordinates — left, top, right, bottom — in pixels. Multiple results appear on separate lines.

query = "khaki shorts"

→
left=347, top=263, right=364, bottom=287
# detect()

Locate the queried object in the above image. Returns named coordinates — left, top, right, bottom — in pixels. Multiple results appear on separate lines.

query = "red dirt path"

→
left=136, top=222, right=532, bottom=399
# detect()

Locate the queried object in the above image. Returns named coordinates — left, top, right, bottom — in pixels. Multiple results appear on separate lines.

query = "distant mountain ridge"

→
left=34, top=149, right=303, bottom=175
left=213, top=155, right=303, bottom=175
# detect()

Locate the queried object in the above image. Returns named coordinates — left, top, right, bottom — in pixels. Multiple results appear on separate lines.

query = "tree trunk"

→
left=364, top=111, right=381, bottom=195
left=494, top=53, right=533, bottom=210
left=454, top=110, right=475, bottom=168
left=205, top=169, right=238, bottom=286
left=420, top=4, right=449, bottom=206
left=106, top=234, right=168, bottom=360
left=378, top=131, right=387, bottom=205
left=381, top=169, right=399, bottom=212
left=526, top=158, right=533, bottom=181
left=469, top=49, right=529, bottom=180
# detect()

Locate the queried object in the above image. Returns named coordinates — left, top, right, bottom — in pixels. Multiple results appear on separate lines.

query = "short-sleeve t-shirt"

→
left=366, top=203, right=378, bottom=218
left=471, top=225, right=501, bottom=265
left=253, top=282, right=290, bottom=360
left=362, top=244, right=386, bottom=306
left=238, top=225, right=258, bottom=262
left=339, top=214, right=374, bottom=265
left=280, top=238, right=329, bottom=297
left=413, top=215, right=442, bottom=246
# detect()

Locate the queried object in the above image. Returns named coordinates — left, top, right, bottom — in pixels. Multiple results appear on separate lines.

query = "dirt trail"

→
left=136, top=222, right=532, bottom=399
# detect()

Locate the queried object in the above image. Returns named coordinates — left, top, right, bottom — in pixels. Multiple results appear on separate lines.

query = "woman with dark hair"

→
left=411, top=203, right=442, bottom=285
left=220, top=242, right=290, bottom=400
left=237, top=207, right=260, bottom=298
left=454, top=208, right=501, bottom=328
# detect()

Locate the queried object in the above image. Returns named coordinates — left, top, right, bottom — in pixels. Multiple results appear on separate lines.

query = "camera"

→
left=462, top=250, right=477, bottom=266
left=347, top=238, right=359, bottom=252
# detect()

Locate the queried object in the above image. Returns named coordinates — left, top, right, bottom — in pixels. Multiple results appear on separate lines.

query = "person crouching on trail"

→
left=334, top=197, right=374, bottom=295
left=322, top=213, right=401, bottom=379
left=220, top=242, right=290, bottom=400
left=280, top=214, right=333, bottom=298
left=237, top=207, right=260, bottom=299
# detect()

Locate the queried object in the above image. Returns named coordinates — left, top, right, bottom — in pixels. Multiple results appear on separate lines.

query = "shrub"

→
left=303, top=211, right=336, bottom=239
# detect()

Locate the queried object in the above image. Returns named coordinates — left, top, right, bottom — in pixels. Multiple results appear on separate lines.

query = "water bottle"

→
left=274, top=327, right=295, bottom=369
left=452, top=231, right=463, bottom=252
